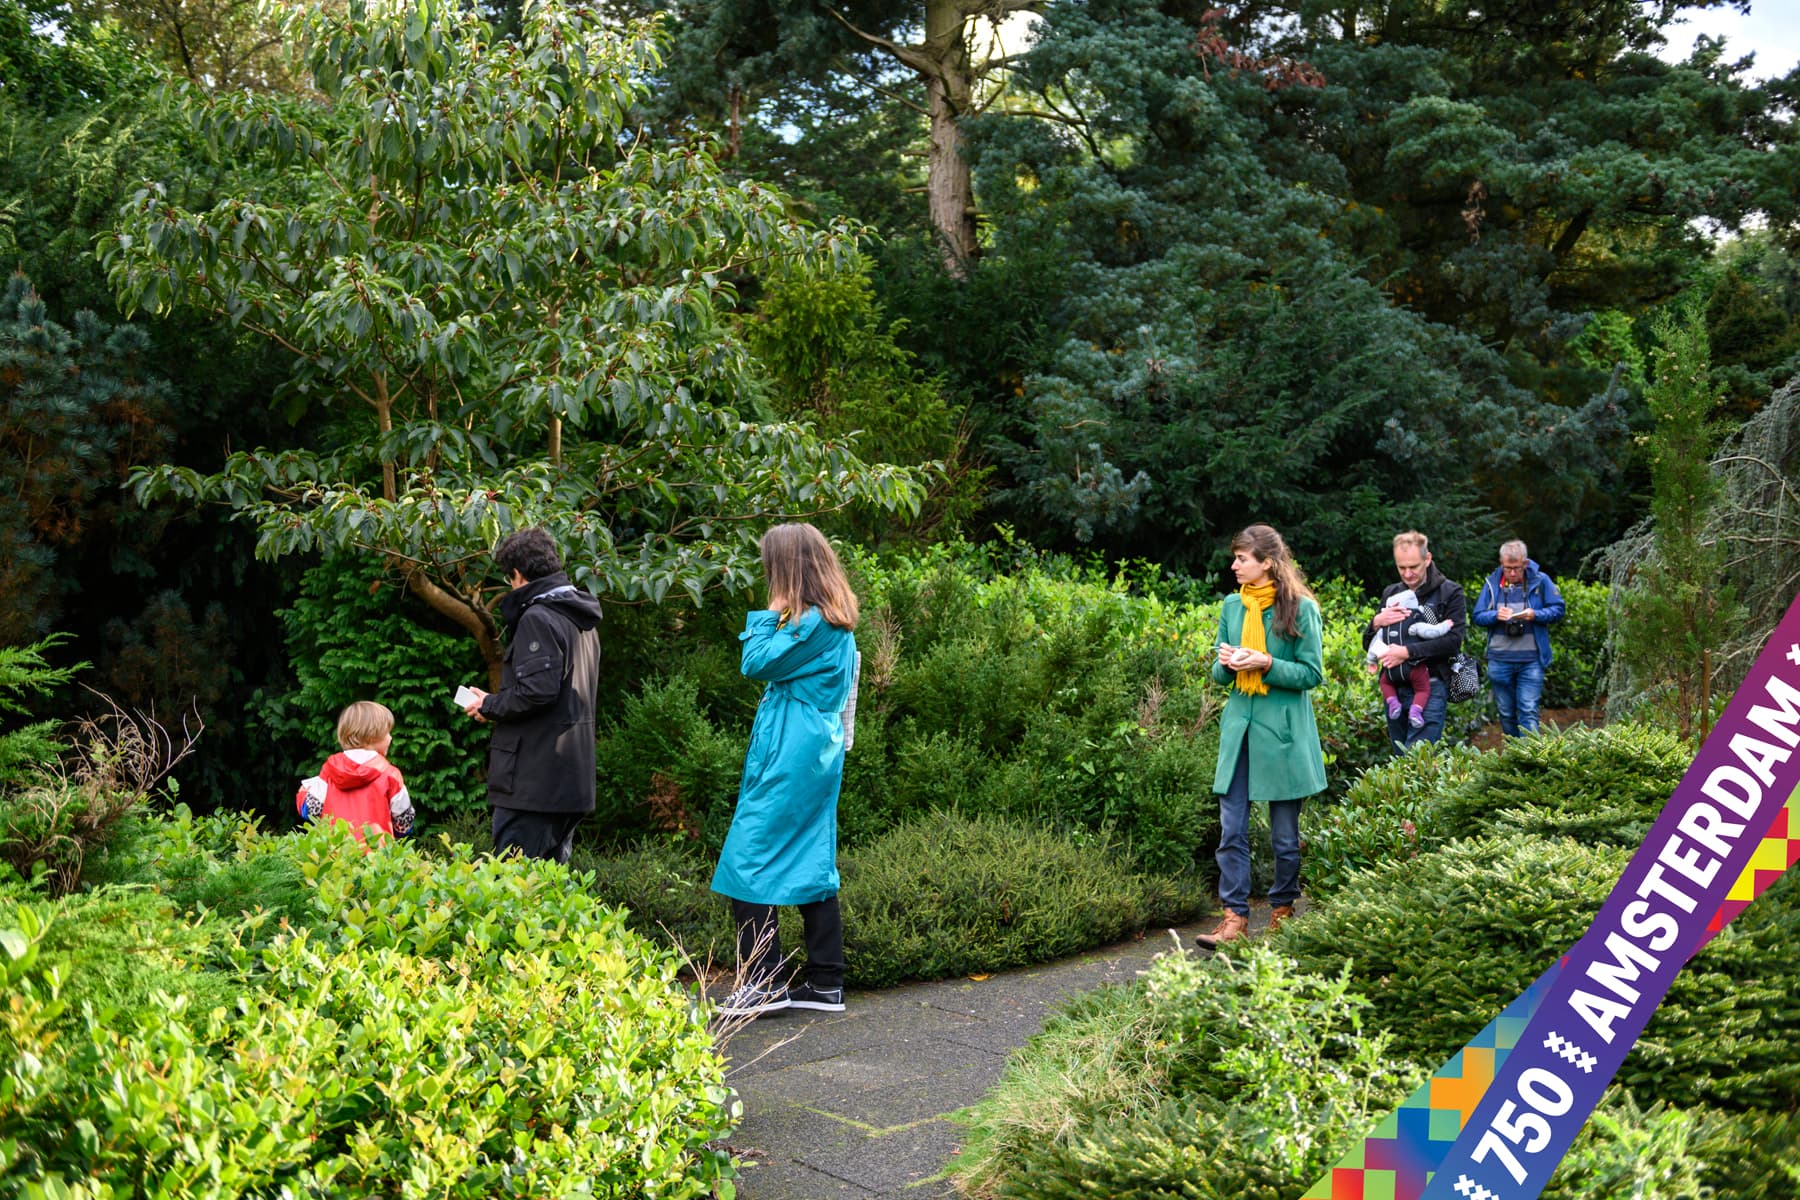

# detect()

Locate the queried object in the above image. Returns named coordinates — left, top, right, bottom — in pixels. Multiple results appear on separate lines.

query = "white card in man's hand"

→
left=454, top=685, right=480, bottom=708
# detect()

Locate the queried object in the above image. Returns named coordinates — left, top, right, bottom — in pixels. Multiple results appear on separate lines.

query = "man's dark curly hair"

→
left=494, top=528, right=564, bottom=582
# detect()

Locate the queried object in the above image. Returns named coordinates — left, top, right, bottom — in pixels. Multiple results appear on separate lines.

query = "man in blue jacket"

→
left=1471, top=540, right=1565, bottom=737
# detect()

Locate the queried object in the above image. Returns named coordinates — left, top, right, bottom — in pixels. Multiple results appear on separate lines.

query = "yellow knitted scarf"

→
left=1236, top=581, right=1277, bottom=696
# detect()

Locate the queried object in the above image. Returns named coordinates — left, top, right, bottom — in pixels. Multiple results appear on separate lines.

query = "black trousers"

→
left=732, top=896, right=845, bottom=991
left=492, top=806, right=584, bottom=865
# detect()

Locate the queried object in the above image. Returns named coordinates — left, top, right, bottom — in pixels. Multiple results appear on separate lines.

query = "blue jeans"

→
left=1385, top=678, right=1447, bottom=751
left=1216, top=737, right=1303, bottom=917
left=1487, top=658, right=1545, bottom=736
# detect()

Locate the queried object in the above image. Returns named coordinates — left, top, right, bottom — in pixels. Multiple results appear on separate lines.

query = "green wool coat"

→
left=1209, top=594, right=1328, bottom=802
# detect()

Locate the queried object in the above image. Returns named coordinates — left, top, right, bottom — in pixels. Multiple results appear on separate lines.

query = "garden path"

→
left=716, top=902, right=1289, bottom=1199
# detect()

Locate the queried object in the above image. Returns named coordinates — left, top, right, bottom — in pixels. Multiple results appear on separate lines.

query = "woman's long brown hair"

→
left=1230, top=524, right=1314, bottom=638
left=761, top=523, right=860, bottom=631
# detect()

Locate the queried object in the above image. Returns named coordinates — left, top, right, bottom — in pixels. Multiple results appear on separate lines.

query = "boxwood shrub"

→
left=2, top=817, right=738, bottom=1199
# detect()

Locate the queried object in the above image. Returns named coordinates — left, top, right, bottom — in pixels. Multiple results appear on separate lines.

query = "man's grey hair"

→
left=1499, top=539, right=1528, bottom=562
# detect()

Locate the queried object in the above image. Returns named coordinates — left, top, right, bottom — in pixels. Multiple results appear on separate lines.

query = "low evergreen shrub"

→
left=1282, top=836, right=1632, bottom=1064
left=574, top=834, right=736, bottom=967
left=839, top=811, right=1199, bottom=988
left=1543, top=1093, right=1722, bottom=1200
left=1126, top=724, right=1223, bottom=876
left=1284, top=834, right=1800, bottom=1111
left=0, top=636, right=79, bottom=789
left=1687, top=1106, right=1800, bottom=1199
left=1427, top=723, right=1688, bottom=850
left=569, top=810, right=1198, bottom=987
left=592, top=674, right=747, bottom=850
left=31, top=888, right=243, bottom=1022
left=1304, top=742, right=1483, bottom=897
left=988, top=1098, right=1304, bottom=1200
left=90, top=806, right=317, bottom=932
left=575, top=544, right=1409, bottom=877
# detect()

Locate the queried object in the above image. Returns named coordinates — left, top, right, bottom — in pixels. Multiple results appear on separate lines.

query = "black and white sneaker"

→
left=787, top=981, right=846, bottom=1012
left=715, top=981, right=791, bottom=1018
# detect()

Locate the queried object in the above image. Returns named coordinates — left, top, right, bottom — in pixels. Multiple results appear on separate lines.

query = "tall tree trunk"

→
left=728, top=84, right=743, bottom=161
left=924, top=0, right=978, bottom=275
left=835, top=0, right=1036, bottom=275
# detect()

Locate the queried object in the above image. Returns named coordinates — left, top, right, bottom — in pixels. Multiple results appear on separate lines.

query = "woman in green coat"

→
left=1196, top=524, right=1327, bottom=948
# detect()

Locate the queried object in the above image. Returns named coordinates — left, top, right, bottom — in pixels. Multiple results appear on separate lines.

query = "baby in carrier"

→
left=1366, top=589, right=1454, bottom=728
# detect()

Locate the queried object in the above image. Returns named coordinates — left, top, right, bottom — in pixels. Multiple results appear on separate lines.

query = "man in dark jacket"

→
left=461, top=528, right=601, bottom=863
left=1362, top=530, right=1466, bottom=750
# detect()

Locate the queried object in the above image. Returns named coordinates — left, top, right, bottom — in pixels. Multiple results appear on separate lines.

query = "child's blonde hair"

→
left=336, top=701, right=395, bottom=750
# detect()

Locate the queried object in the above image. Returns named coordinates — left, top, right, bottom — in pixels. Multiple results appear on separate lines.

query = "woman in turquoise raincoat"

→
left=712, top=523, right=861, bottom=1018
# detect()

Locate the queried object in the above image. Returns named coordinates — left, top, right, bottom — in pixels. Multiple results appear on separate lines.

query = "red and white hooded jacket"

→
left=296, top=749, right=414, bottom=840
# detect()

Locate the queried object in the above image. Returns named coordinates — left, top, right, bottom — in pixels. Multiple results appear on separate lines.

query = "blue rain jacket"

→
left=710, top=607, right=858, bottom=906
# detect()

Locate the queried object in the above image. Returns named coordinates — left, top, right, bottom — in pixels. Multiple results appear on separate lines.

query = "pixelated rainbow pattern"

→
left=1300, top=782, right=1800, bottom=1200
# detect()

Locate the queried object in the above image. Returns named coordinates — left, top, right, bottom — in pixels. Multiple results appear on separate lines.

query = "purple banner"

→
left=1419, top=594, right=1800, bottom=1200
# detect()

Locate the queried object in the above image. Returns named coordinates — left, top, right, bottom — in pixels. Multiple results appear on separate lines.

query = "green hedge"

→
left=587, top=543, right=1398, bottom=882
left=2, top=812, right=737, bottom=1199
left=1303, top=741, right=1484, bottom=897
left=253, top=558, right=491, bottom=818
left=840, top=811, right=1198, bottom=987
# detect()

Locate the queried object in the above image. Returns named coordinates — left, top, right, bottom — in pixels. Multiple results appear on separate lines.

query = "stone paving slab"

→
left=716, top=908, right=1294, bottom=1199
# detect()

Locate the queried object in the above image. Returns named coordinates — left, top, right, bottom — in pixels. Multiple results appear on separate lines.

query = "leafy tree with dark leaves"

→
left=107, top=0, right=925, bottom=682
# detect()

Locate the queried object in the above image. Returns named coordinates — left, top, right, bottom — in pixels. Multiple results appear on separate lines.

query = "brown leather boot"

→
left=1195, top=912, right=1248, bottom=949
left=1267, top=905, right=1296, bottom=934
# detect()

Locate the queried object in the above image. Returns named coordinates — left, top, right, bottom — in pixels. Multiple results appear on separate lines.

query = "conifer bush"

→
left=573, top=810, right=1200, bottom=987
left=1426, top=723, right=1688, bottom=850
left=592, top=674, right=747, bottom=850
left=1281, top=836, right=1632, bottom=1063
left=1543, top=1093, right=1725, bottom=1200
left=573, top=834, right=735, bottom=966
left=256, top=558, right=490, bottom=820
left=953, top=945, right=1421, bottom=1199
left=1304, top=741, right=1483, bottom=897
left=1283, top=835, right=1800, bottom=1111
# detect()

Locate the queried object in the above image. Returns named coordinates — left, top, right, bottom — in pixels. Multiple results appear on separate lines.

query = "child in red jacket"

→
left=296, top=701, right=415, bottom=840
